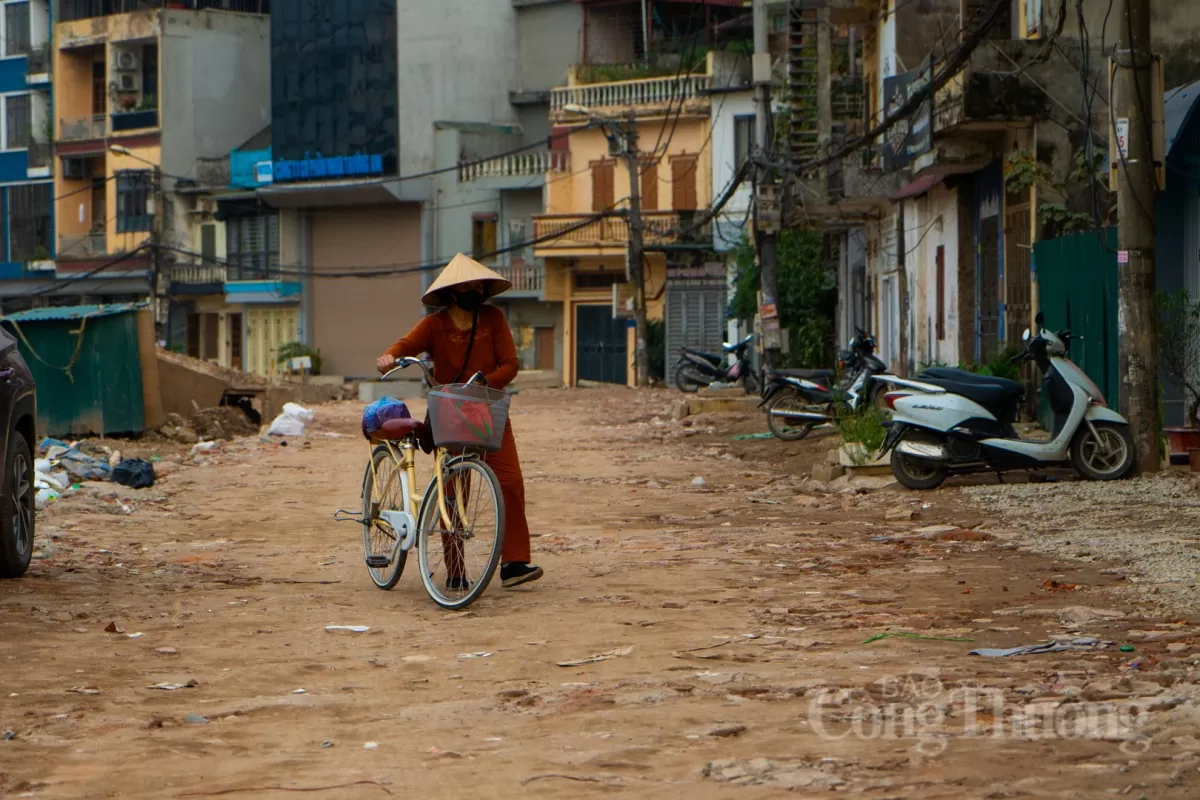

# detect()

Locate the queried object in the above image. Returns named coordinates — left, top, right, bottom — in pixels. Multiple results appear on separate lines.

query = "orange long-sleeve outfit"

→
left=383, top=305, right=531, bottom=564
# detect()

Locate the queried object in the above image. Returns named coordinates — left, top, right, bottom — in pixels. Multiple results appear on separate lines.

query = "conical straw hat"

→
left=421, top=253, right=512, bottom=307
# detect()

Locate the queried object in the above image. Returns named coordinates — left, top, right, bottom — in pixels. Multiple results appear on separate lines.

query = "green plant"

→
left=975, top=344, right=1024, bottom=381
left=646, top=318, right=666, bottom=383
left=837, top=406, right=887, bottom=465
left=276, top=342, right=323, bottom=376
left=1038, top=202, right=1093, bottom=235
left=136, top=93, right=157, bottom=112
left=1157, top=289, right=1200, bottom=428
left=33, top=245, right=49, bottom=261
left=43, top=115, right=54, bottom=144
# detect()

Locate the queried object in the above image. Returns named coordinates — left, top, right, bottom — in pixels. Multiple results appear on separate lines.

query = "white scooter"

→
left=876, top=314, right=1135, bottom=490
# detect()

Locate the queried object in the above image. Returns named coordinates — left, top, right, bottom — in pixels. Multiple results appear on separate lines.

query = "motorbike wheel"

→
left=674, top=362, right=705, bottom=393
left=870, top=382, right=893, bottom=417
left=766, top=392, right=817, bottom=441
left=890, top=442, right=949, bottom=490
left=1071, top=422, right=1135, bottom=481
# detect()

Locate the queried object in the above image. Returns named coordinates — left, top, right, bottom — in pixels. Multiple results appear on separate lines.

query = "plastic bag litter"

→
left=35, top=487, right=59, bottom=510
left=111, top=459, right=156, bottom=490
left=35, top=458, right=52, bottom=474
left=267, top=403, right=315, bottom=437
left=59, top=449, right=111, bottom=481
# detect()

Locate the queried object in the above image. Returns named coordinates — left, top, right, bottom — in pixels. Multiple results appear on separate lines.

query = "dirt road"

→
left=3, top=388, right=1199, bottom=798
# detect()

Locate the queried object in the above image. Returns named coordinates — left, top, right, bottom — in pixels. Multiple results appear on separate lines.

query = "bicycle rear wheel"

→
left=361, top=446, right=408, bottom=590
left=416, top=456, right=505, bottom=610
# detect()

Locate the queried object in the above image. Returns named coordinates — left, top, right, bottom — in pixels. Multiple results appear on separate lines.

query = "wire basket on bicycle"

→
left=426, top=383, right=510, bottom=453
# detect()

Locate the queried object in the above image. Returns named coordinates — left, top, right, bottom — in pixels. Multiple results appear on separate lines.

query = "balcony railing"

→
left=58, top=0, right=271, bottom=23
left=60, top=115, right=106, bottom=141
left=171, top=263, right=226, bottom=288
left=111, top=109, right=159, bottom=132
left=550, top=74, right=712, bottom=115
left=28, top=142, right=51, bottom=169
left=459, top=150, right=569, bottom=182
left=59, top=233, right=108, bottom=258
left=226, top=256, right=281, bottom=283
left=26, top=45, right=51, bottom=77
left=493, top=260, right=544, bottom=294
left=532, top=212, right=683, bottom=248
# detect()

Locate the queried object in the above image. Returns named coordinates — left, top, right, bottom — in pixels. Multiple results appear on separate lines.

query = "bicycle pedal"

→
left=365, top=555, right=391, bottom=568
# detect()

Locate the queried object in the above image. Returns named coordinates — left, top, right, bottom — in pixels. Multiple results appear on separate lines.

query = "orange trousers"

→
left=484, top=425, right=531, bottom=564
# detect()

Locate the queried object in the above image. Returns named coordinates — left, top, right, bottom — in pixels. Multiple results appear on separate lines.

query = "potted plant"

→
left=116, top=94, right=137, bottom=113
left=1158, top=289, right=1200, bottom=456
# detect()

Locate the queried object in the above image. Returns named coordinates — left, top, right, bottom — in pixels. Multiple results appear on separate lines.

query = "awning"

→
left=256, top=177, right=431, bottom=208
left=890, top=174, right=944, bottom=202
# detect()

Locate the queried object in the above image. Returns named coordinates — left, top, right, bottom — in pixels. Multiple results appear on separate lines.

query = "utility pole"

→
left=619, top=119, right=650, bottom=388
left=1113, top=0, right=1161, bottom=473
left=752, top=0, right=782, bottom=369
left=150, top=164, right=165, bottom=342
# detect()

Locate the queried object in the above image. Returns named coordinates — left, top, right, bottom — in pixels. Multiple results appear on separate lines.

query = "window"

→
left=2, top=93, right=29, bottom=150
left=733, top=114, right=755, bottom=169
left=471, top=214, right=497, bottom=261
left=670, top=154, right=698, bottom=211
left=200, top=224, right=218, bottom=263
left=8, top=183, right=51, bottom=262
left=591, top=159, right=614, bottom=212
left=226, top=213, right=280, bottom=281
left=116, top=170, right=152, bottom=233
left=3, top=1, right=29, bottom=58
left=1023, top=0, right=1042, bottom=38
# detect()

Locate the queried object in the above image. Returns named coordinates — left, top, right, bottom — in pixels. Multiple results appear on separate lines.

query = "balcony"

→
left=550, top=74, right=712, bottom=124
left=532, top=211, right=690, bottom=253
left=59, top=114, right=106, bottom=142
left=59, top=233, right=107, bottom=258
left=932, top=43, right=1050, bottom=135
left=170, top=263, right=225, bottom=295
left=26, top=45, right=52, bottom=81
left=27, top=142, right=51, bottom=177
left=493, top=260, right=544, bottom=298
left=111, top=108, right=159, bottom=133
left=57, top=0, right=270, bottom=22
left=459, top=150, right=569, bottom=182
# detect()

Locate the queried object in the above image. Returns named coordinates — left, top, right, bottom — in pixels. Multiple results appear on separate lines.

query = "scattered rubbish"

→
left=364, top=741, right=379, bottom=750
left=1120, top=645, right=1136, bottom=652
left=268, top=403, right=315, bottom=437
left=156, top=647, right=179, bottom=656
left=401, top=654, right=432, bottom=663
left=293, top=688, right=307, bottom=694
left=748, top=498, right=782, bottom=505
left=457, top=652, right=492, bottom=659
left=183, top=713, right=209, bottom=725
left=104, top=621, right=126, bottom=634
left=970, top=638, right=1106, bottom=658
left=691, top=477, right=707, bottom=488
left=67, top=687, right=101, bottom=695
left=321, top=740, right=335, bottom=748
left=127, top=632, right=144, bottom=639
left=1042, top=579, right=1079, bottom=592
left=709, top=724, right=747, bottom=738
left=111, top=458, right=156, bottom=490
left=1, top=729, right=15, bottom=741
left=863, top=632, right=975, bottom=644
left=557, top=645, right=634, bottom=667
left=733, top=432, right=774, bottom=440
left=325, top=625, right=370, bottom=633
left=191, top=441, right=219, bottom=457
left=58, top=448, right=112, bottom=481
left=149, top=679, right=200, bottom=691
left=35, top=487, right=60, bottom=510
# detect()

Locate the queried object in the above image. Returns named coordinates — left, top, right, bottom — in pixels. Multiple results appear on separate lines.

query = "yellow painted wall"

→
left=53, top=47, right=95, bottom=136
left=106, top=143, right=163, bottom=254
left=246, top=307, right=299, bottom=379
left=547, top=119, right=713, bottom=215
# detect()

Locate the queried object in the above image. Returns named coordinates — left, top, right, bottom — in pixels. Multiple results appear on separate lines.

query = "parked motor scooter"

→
left=757, top=328, right=891, bottom=441
left=674, top=335, right=758, bottom=394
left=877, top=313, right=1135, bottom=489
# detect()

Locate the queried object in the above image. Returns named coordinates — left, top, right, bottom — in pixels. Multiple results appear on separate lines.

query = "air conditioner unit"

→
left=118, top=73, right=140, bottom=92
left=62, top=158, right=90, bottom=180
left=113, top=50, right=140, bottom=71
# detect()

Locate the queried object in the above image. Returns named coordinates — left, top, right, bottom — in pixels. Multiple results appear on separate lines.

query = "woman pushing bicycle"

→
left=375, top=253, right=543, bottom=589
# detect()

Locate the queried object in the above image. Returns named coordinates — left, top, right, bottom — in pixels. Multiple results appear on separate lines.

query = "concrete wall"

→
left=902, top=184, right=960, bottom=369
left=161, top=11, right=271, bottom=183
left=710, top=90, right=756, bottom=252
left=431, top=127, right=504, bottom=265
left=516, top=0, right=582, bottom=92
left=1062, top=0, right=1200, bottom=90
left=396, top=1, right=522, bottom=176
left=496, top=298, right=562, bottom=374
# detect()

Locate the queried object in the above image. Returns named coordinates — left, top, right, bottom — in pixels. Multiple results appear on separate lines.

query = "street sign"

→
left=613, top=282, right=635, bottom=319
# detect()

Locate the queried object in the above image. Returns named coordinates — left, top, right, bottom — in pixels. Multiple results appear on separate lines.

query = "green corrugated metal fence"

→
left=1032, top=229, right=1119, bottom=429
left=1, top=305, right=146, bottom=437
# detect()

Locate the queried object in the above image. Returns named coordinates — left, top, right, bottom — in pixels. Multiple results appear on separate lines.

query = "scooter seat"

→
left=919, top=367, right=1019, bottom=388
left=922, top=376, right=1024, bottom=413
left=774, top=368, right=836, bottom=381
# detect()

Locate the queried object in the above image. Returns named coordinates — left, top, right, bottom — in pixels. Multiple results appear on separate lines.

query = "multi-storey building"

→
left=0, top=0, right=56, bottom=313
left=50, top=0, right=269, bottom=331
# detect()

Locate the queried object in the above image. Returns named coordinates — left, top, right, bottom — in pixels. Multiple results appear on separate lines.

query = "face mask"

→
left=454, top=290, right=484, bottom=312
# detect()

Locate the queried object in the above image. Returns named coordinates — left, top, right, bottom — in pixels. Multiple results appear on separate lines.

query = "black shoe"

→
left=445, top=575, right=470, bottom=592
left=500, top=562, right=544, bottom=588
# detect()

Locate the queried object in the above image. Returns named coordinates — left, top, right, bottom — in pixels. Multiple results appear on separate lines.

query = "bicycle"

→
left=334, top=357, right=507, bottom=610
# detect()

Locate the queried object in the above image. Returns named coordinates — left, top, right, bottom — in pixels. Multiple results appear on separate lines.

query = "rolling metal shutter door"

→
left=665, top=279, right=727, bottom=370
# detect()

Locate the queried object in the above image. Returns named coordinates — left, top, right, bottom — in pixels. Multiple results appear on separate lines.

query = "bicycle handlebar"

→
left=381, top=356, right=435, bottom=386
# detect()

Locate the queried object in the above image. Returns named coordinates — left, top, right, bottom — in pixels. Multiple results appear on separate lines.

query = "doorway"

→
left=575, top=305, right=627, bottom=384
left=534, top=327, right=555, bottom=371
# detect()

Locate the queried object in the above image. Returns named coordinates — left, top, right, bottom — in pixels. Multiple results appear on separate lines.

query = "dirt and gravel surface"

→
left=4, top=388, right=1200, bottom=799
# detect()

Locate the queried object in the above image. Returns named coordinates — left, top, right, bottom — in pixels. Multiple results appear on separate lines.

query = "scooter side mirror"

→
left=1035, top=311, right=1045, bottom=327
left=1022, top=328, right=1031, bottom=342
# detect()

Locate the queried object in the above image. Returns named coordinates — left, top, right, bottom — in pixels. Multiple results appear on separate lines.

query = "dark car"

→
left=0, top=324, right=36, bottom=579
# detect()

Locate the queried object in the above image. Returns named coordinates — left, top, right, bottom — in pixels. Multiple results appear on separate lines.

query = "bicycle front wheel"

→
left=361, top=446, right=408, bottom=590
left=416, top=457, right=505, bottom=610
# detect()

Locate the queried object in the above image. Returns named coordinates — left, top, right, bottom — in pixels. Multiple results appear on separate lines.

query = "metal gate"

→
left=665, top=275, right=727, bottom=373
left=575, top=304, right=627, bottom=384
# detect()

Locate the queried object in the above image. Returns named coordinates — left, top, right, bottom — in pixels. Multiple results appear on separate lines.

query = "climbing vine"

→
left=1003, top=147, right=1112, bottom=238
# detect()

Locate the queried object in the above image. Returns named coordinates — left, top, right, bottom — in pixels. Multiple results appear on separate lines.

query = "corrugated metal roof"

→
left=1165, top=79, right=1200, bottom=159
left=0, top=302, right=147, bottom=323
